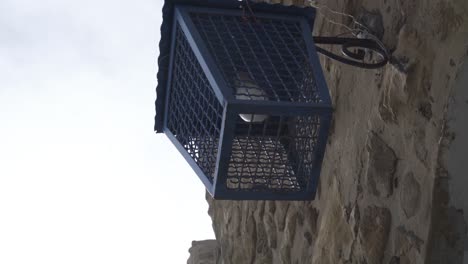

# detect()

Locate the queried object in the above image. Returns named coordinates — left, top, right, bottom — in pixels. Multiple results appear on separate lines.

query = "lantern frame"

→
left=155, top=0, right=333, bottom=200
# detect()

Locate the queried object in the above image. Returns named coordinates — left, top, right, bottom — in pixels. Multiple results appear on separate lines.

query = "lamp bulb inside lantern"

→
left=235, top=72, right=269, bottom=123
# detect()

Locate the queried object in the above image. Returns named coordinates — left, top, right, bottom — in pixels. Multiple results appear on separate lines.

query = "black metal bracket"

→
left=313, top=36, right=389, bottom=69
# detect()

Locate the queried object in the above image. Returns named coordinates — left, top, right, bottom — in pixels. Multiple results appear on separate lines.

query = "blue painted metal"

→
left=164, top=22, right=224, bottom=192
left=176, top=6, right=232, bottom=104
left=229, top=99, right=332, bottom=115
left=164, top=128, right=215, bottom=195
left=155, top=0, right=332, bottom=200
left=306, top=112, right=332, bottom=198
left=300, top=19, right=332, bottom=105
left=212, top=105, right=237, bottom=198
left=214, top=189, right=315, bottom=201
left=162, top=6, right=180, bottom=130
left=185, top=6, right=305, bottom=23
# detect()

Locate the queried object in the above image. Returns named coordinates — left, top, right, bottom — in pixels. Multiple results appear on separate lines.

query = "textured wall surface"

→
left=187, top=240, right=219, bottom=264
left=187, top=0, right=468, bottom=263
left=446, top=58, right=468, bottom=264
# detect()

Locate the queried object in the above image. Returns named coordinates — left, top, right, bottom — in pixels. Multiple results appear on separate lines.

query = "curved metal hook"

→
left=313, top=36, right=389, bottom=69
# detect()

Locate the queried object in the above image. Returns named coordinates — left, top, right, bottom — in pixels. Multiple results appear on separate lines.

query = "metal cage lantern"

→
left=155, top=0, right=333, bottom=200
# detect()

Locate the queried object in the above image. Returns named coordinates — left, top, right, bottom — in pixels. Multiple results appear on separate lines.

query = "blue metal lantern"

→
left=154, top=0, right=377, bottom=200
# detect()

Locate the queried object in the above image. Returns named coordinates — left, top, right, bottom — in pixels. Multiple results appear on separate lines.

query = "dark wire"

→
left=241, top=0, right=257, bottom=23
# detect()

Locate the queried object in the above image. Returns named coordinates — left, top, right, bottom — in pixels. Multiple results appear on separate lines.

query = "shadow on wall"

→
left=427, top=56, right=468, bottom=264
left=446, top=57, right=468, bottom=262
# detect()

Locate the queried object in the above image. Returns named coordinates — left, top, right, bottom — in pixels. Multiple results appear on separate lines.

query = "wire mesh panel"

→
left=166, top=25, right=224, bottom=182
left=190, top=11, right=323, bottom=103
left=226, top=114, right=321, bottom=193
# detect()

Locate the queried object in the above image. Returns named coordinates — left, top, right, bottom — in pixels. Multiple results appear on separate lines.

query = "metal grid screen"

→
left=166, top=25, right=224, bottom=182
left=227, top=114, right=321, bottom=192
left=190, top=11, right=322, bottom=103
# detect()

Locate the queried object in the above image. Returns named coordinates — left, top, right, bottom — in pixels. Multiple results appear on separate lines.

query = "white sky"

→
left=0, top=0, right=215, bottom=263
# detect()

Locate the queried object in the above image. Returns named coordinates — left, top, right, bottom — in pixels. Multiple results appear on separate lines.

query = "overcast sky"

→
left=0, top=0, right=214, bottom=263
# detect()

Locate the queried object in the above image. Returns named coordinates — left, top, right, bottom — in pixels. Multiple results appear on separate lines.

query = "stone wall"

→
left=188, top=0, right=468, bottom=263
left=425, top=57, right=468, bottom=264
left=187, top=240, right=219, bottom=264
